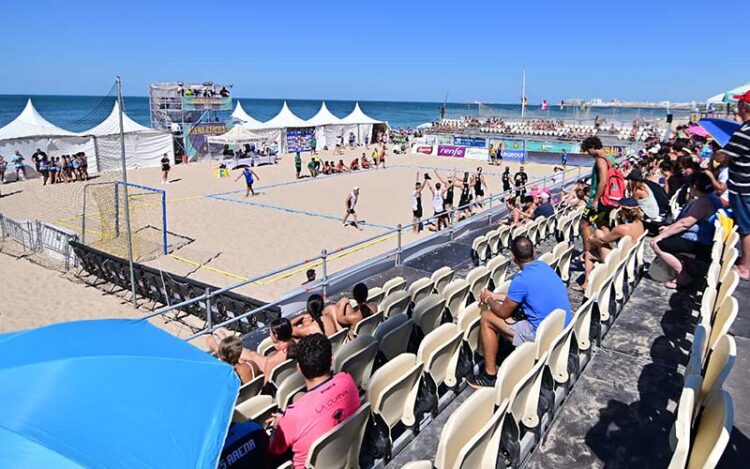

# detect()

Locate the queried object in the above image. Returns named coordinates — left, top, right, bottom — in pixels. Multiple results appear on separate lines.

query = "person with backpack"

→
left=579, top=136, right=626, bottom=267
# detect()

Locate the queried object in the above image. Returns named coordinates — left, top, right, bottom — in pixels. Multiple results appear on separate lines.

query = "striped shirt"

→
left=726, top=120, right=750, bottom=194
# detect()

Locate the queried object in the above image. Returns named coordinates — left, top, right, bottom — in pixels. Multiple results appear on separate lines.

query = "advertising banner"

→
left=182, top=96, right=232, bottom=111
left=494, top=138, right=526, bottom=162
left=286, top=128, right=314, bottom=153
left=464, top=147, right=488, bottom=160
left=414, top=145, right=435, bottom=156
left=602, top=145, right=626, bottom=157
left=452, top=136, right=487, bottom=148
left=186, top=123, right=229, bottom=157
left=437, top=135, right=453, bottom=145
left=526, top=140, right=580, bottom=154
left=437, top=145, right=466, bottom=158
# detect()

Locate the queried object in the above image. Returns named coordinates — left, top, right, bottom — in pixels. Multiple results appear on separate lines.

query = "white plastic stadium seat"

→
left=374, top=314, right=414, bottom=362
left=417, top=323, right=463, bottom=391
left=412, top=294, right=446, bottom=337
left=352, top=310, right=384, bottom=338
left=408, top=277, right=435, bottom=305
left=275, top=370, right=306, bottom=411
left=441, top=278, right=471, bottom=321
left=233, top=394, right=276, bottom=424
left=431, top=266, right=454, bottom=295
left=367, top=286, right=386, bottom=308
left=380, top=290, right=411, bottom=318
left=487, top=255, right=510, bottom=290
left=534, top=309, right=566, bottom=360
left=237, top=374, right=265, bottom=404
left=465, top=266, right=491, bottom=303
left=334, top=335, right=378, bottom=390
left=472, top=235, right=490, bottom=265
left=383, top=276, right=407, bottom=296
left=306, top=402, right=372, bottom=469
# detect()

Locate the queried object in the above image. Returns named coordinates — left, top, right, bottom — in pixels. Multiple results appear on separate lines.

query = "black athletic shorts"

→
left=347, top=208, right=356, bottom=214
left=657, top=236, right=712, bottom=261
left=413, top=208, right=423, bottom=218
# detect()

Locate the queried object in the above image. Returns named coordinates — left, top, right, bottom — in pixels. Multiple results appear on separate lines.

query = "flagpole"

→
left=116, top=76, right=138, bottom=307
left=521, top=68, right=527, bottom=120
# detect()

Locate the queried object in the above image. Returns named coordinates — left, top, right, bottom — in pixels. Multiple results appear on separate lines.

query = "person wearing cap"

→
left=626, top=168, right=659, bottom=220
left=650, top=173, right=724, bottom=289
left=576, top=198, right=645, bottom=291
left=342, top=187, right=363, bottom=230
left=533, top=192, right=554, bottom=218
left=714, top=90, right=750, bottom=279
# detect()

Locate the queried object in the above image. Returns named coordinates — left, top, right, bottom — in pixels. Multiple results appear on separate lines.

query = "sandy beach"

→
left=0, top=144, right=575, bottom=331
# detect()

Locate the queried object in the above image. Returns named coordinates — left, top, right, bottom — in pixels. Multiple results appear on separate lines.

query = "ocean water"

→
left=0, top=95, right=689, bottom=132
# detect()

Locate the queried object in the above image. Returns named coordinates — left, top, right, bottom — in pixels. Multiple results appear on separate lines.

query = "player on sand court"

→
left=342, top=186, right=363, bottom=230
left=235, top=166, right=260, bottom=197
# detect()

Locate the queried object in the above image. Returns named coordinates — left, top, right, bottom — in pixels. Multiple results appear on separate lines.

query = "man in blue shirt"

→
left=219, top=420, right=270, bottom=469
left=235, top=166, right=260, bottom=197
left=533, top=192, right=555, bottom=218
left=468, top=235, right=572, bottom=388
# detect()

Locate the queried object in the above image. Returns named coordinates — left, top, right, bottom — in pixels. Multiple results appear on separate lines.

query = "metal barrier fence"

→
left=138, top=163, right=588, bottom=341
left=0, top=214, right=79, bottom=269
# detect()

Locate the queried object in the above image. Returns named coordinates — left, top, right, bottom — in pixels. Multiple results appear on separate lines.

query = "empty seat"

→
left=585, top=263, right=615, bottom=337
left=268, top=358, right=298, bottom=391
left=498, top=225, right=512, bottom=249
left=686, top=324, right=711, bottom=378
left=552, top=242, right=574, bottom=284
left=544, top=321, right=576, bottom=409
left=493, top=342, right=537, bottom=408
left=368, top=286, right=386, bottom=308
left=669, top=374, right=702, bottom=464
left=713, top=270, right=739, bottom=316
left=374, top=314, right=414, bottom=363
left=668, top=390, right=733, bottom=469
left=431, top=267, right=455, bottom=295
left=276, top=370, right=306, bottom=411
left=534, top=309, right=567, bottom=360
left=527, top=218, right=542, bottom=245
left=708, top=297, right=738, bottom=353
left=380, top=290, right=411, bottom=318
left=465, top=266, right=491, bottom=303
left=352, top=310, right=384, bottom=338
left=409, top=277, right=435, bottom=305
left=413, top=294, right=447, bottom=337
left=403, top=388, right=508, bottom=469
left=334, top=335, right=378, bottom=390
left=368, top=353, right=423, bottom=456
left=487, top=255, right=510, bottom=290
left=487, top=229, right=502, bottom=256
left=306, top=402, right=372, bottom=469
left=257, top=336, right=275, bottom=356
left=442, top=278, right=471, bottom=321
left=537, top=251, right=555, bottom=268
left=472, top=235, right=491, bottom=265
left=418, top=323, right=463, bottom=392
left=237, top=374, right=265, bottom=404
left=571, top=298, right=596, bottom=373
left=697, top=334, right=736, bottom=410
left=233, top=394, right=276, bottom=423
left=383, top=276, right=407, bottom=297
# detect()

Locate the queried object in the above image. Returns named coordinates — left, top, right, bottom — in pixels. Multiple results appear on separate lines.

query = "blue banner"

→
left=492, top=138, right=526, bottom=162
left=452, top=136, right=487, bottom=148
left=286, top=129, right=314, bottom=153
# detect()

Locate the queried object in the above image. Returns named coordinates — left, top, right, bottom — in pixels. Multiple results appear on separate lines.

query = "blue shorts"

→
left=730, top=192, right=750, bottom=236
left=510, top=319, right=536, bottom=346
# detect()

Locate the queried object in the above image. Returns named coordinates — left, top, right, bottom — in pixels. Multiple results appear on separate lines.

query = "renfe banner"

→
left=452, top=136, right=487, bottom=148
left=437, top=145, right=466, bottom=158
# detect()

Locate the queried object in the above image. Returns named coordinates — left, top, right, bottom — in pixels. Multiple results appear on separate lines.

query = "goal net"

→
left=82, top=181, right=167, bottom=262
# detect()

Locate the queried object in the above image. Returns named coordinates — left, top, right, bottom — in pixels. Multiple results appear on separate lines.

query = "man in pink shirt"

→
left=267, top=334, right=361, bottom=468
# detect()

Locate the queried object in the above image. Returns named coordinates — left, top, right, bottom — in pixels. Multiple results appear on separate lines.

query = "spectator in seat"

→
left=533, top=192, right=555, bottom=218
left=268, top=334, right=361, bottom=468
left=323, top=282, right=377, bottom=335
left=651, top=173, right=724, bottom=289
left=214, top=335, right=260, bottom=384
left=291, top=294, right=338, bottom=337
left=468, top=236, right=571, bottom=388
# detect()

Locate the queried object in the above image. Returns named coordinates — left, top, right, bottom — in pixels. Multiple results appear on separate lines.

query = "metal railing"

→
left=139, top=164, right=587, bottom=341
left=0, top=213, right=79, bottom=269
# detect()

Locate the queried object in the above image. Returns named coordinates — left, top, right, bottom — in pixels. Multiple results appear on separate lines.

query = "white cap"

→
left=353, top=186, right=360, bottom=191
left=539, top=192, right=550, bottom=199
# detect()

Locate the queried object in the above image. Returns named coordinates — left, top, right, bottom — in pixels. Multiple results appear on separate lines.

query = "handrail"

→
left=139, top=162, right=587, bottom=340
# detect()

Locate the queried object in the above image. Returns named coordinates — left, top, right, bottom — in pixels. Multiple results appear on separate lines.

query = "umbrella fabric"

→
left=687, top=125, right=709, bottom=138
left=0, top=319, right=239, bottom=469
left=699, top=118, right=742, bottom=147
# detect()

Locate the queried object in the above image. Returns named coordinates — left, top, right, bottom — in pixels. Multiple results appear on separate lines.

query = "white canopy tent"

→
left=304, top=102, right=345, bottom=150
left=80, top=101, right=174, bottom=173
left=339, top=102, right=389, bottom=146
left=206, top=125, right=275, bottom=145
left=255, top=101, right=310, bottom=153
left=231, top=101, right=283, bottom=148
left=0, top=99, right=95, bottom=180
left=231, top=102, right=264, bottom=129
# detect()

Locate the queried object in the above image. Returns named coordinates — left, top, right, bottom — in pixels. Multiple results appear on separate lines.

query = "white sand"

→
left=0, top=144, right=575, bottom=331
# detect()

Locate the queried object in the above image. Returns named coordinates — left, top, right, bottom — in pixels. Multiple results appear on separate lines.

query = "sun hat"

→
left=732, top=90, right=750, bottom=103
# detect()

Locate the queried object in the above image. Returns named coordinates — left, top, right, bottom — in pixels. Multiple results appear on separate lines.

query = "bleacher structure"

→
left=229, top=196, right=739, bottom=468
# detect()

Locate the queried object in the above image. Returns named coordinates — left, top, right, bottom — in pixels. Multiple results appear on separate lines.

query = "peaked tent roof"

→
left=232, top=101, right=265, bottom=130
left=305, top=102, right=343, bottom=126
left=82, top=101, right=155, bottom=136
left=261, top=101, right=308, bottom=129
left=0, top=99, right=77, bottom=140
left=340, top=102, right=384, bottom=125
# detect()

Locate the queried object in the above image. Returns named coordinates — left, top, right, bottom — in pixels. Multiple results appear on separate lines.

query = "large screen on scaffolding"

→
left=286, top=128, right=314, bottom=153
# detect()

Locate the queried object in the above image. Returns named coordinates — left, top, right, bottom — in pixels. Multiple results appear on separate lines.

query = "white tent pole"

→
left=116, top=76, right=138, bottom=307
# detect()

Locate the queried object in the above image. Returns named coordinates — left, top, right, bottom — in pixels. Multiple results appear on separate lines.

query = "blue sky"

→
left=2, top=0, right=746, bottom=103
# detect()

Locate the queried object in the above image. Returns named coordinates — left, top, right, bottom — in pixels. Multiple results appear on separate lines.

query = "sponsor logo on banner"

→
left=437, top=135, right=453, bottom=145
left=437, top=145, right=466, bottom=158
left=526, top=140, right=580, bottom=154
left=602, top=145, right=625, bottom=157
left=464, top=147, right=488, bottom=160
left=452, top=136, right=487, bottom=148
left=416, top=145, right=435, bottom=155
left=497, top=138, right=526, bottom=162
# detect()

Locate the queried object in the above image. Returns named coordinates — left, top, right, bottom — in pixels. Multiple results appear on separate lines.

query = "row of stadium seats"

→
left=229, top=206, right=587, bottom=468
left=667, top=222, right=739, bottom=468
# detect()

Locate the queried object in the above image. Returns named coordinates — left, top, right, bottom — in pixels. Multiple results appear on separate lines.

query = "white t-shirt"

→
left=348, top=192, right=358, bottom=210
left=719, top=167, right=729, bottom=202
left=412, top=190, right=420, bottom=211
left=432, top=191, right=444, bottom=213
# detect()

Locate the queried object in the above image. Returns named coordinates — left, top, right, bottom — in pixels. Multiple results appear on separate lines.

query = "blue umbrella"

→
left=699, top=118, right=741, bottom=147
left=0, top=319, right=239, bottom=468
